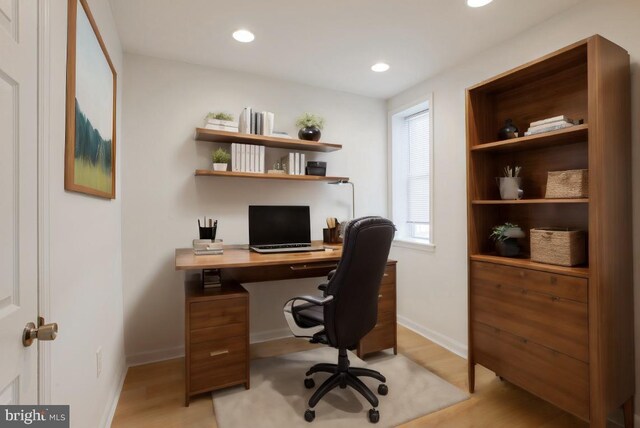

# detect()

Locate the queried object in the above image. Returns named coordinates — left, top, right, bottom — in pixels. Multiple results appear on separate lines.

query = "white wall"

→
left=121, top=54, right=387, bottom=363
left=46, top=1, right=125, bottom=427
left=388, top=0, right=640, bottom=419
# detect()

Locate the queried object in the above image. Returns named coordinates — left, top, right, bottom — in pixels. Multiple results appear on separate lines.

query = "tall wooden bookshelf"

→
left=466, top=35, right=634, bottom=427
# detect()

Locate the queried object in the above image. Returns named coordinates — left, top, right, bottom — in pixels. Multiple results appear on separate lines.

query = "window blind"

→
left=405, top=109, right=430, bottom=225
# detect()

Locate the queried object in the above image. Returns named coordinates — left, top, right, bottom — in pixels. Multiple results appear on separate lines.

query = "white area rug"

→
left=212, top=347, right=467, bottom=427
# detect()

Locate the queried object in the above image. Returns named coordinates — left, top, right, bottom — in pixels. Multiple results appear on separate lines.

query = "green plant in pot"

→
left=490, top=223, right=525, bottom=257
left=295, top=113, right=324, bottom=141
left=207, top=112, right=234, bottom=121
left=211, top=148, right=231, bottom=171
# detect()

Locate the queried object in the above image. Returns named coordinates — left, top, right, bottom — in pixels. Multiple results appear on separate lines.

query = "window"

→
left=390, top=97, right=433, bottom=248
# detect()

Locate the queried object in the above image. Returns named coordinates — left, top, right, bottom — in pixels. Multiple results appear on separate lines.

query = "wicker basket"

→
left=530, top=228, right=586, bottom=266
left=545, top=169, right=588, bottom=199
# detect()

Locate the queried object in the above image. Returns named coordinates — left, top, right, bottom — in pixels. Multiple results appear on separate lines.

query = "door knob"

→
left=23, top=317, right=58, bottom=347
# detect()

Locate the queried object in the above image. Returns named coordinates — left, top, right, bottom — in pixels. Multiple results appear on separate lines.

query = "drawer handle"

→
left=378, top=294, right=383, bottom=299
left=209, top=350, right=230, bottom=357
left=290, top=263, right=338, bottom=271
left=383, top=273, right=389, bottom=277
left=551, top=296, right=559, bottom=302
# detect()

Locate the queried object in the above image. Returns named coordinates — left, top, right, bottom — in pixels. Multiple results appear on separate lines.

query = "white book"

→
left=527, top=120, right=573, bottom=133
left=529, top=115, right=569, bottom=128
left=288, top=153, right=295, bottom=175
left=249, top=145, right=255, bottom=172
left=259, top=146, right=265, bottom=173
left=204, top=124, right=238, bottom=132
left=240, top=144, right=246, bottom=172
left=294, top=153, right=300, bottom=175
left=524, top=122, right=574, bottom=136
left=300, top=153, right=306, bottom=175
left=253, top=145, right=258, bottom=172
left=231, top=143, right=236, bottom=171
left=267, top=112, right=275, bottom=136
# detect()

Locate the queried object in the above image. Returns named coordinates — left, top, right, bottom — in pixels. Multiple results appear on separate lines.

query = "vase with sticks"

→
left=496, top=166, right=523, bottom=200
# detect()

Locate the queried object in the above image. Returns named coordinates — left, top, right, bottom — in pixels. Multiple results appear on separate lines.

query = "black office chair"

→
left=283, top=217, right=396, bottom=423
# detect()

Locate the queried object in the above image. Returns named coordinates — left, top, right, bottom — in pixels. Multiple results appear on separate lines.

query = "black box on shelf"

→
left=306, top=161, right=327, bottom=176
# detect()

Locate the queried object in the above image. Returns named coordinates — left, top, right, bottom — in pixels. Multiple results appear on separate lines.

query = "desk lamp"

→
left=328, top=179, right=355, bottom=219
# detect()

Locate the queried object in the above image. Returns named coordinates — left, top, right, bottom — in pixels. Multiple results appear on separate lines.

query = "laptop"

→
left=249, top=205, right=324, bottom=253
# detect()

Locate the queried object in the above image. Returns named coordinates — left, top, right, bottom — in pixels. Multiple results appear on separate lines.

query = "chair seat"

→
left=293, top=303, right=324, bottom=327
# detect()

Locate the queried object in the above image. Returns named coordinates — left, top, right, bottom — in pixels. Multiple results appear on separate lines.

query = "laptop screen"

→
left=249, top=205, right=312, bottom=246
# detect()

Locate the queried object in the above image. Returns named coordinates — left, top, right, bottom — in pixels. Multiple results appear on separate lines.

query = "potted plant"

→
left=295, top=113, right=325, bottom=141
left=211, top=148, right=231, bottom=171
left=490, top=223, right=525, bottom=257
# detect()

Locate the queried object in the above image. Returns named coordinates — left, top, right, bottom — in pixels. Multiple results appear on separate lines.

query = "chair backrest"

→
left=324, top=217, right=395, bottom=349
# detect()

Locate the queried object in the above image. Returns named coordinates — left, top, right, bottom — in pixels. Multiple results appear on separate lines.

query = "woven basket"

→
left=545, top=169, right=588, bottom=198
left=530, top=228, right=586, bottom=267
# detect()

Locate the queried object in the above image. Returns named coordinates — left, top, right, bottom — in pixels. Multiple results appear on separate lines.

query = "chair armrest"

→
left=290, top=295, right=334, bottom=306
left=317, top=283, right=327, bottom=293
left=327, top=269, right=336, bottom=280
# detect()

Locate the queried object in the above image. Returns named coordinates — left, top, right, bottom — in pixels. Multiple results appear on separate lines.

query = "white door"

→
left=0, top=0, right=39, bottom=404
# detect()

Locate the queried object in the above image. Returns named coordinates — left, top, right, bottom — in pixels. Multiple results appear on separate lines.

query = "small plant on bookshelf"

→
left=211, top=148, right=231, bottom=171
left=490, top=223, right=525, bottom=258
left=296, top=113, right=325, bottom=142
left=207, top=112, right=234, bottom=121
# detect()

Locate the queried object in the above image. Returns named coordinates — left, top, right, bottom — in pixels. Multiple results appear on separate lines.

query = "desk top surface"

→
left=175, top=241, right=344, bottom=270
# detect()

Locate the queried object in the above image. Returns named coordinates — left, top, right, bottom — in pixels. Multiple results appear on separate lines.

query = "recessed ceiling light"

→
left=232, top=29, right=255, bottom=43
left=467, top=0, right=493, bottom=7
left=371, top=63, right=390, bottom=72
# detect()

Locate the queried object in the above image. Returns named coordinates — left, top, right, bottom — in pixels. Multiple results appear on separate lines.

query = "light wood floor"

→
left=112, top=325, right=616, bottom=427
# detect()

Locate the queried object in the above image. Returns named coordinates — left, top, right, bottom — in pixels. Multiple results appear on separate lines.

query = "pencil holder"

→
left=199, top=226, right=217, bottom=240
left=323, top=228, right=341, bottom=244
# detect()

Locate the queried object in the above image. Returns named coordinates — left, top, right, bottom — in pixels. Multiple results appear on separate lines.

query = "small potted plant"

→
left=211, top=148, right=231, bottom=171
left=490, top=223, right=525, bottom=257
left=295, top=113, right=325, bottom=141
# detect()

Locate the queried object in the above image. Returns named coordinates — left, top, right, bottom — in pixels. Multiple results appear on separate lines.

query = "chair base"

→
left=304, top=348, right=387, bottom=423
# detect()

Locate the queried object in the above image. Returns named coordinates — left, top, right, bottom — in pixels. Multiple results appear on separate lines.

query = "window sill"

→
left=392, top=238, right=436, bottom=253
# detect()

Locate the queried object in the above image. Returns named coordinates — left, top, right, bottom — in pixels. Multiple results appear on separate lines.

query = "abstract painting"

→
left=65, top=0, right=117, bottom=199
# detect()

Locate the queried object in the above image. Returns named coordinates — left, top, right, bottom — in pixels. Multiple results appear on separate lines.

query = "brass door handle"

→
left=23, top=318, right=58, bottom=347
left=209, top=350, right=229, bottom=357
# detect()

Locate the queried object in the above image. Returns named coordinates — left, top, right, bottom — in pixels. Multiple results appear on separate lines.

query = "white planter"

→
left=212, top=163, right=228, bottom=171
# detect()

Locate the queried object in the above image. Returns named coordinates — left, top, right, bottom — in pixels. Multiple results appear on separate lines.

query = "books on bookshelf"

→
left=524, top=115, right=583, bottom=136
left=204, top=118, right=238, bottom=132
left=231, top=143, right=265, bottom=173
left=238, top=107, right=276, bottom=136
left=280, top=152, right=306, bottom=175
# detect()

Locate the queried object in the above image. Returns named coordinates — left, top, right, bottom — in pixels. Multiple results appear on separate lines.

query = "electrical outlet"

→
left=96, top=347, right=103, bottom=378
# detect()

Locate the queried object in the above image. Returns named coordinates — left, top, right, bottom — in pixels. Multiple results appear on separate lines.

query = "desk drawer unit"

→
left=470, top=261, right=589, bottom=420
left=185, top=281, right=249, bottom=406
left=357, top=262, right=397, bottom=358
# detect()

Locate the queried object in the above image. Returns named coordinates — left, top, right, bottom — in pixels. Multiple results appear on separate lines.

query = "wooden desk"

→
left=175, top=242, right=397, bottom=405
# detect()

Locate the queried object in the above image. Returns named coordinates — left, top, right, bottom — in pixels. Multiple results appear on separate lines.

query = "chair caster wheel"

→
left=304, top=409, right=315, bottom=422
left=368, top=408, right=380, bottom=423
left=377, top=384, right=388, bottom=395
left=304, top=378, right=315, bottom=389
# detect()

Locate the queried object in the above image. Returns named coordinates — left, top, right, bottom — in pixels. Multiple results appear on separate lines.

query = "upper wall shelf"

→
left=195, top=128, right=342, bottom=153
left=470, top=124, right=588, bottom=153
left=195, top=170, right=348, bottom=182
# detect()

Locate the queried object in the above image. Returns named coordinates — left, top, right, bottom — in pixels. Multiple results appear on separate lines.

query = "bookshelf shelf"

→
left=471, top=198, right=589, bottom=205
left=469, top=254, right=589, bottom=278
left=195, top=128, right=342, bottom=153
left=194, top=170, right=348, bottom=182
left=470, top=124, right=588, bottom=153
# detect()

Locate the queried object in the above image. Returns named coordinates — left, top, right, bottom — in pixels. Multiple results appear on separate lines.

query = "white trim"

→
left=126, top=345, right=185, bottom=367
left=387, top=93, right=435, bottom=246
left=100, top=362, right=127, bottom=428
left=250, top=328, right=292, bottom=344
left=37, top=0, right=52, bottom=406
left=398, top=315, right=467, bottom=359
left=393, top=238, right=436, bottom=253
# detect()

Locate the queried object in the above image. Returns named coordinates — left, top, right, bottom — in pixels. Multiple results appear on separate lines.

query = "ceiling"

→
left=109, top=0, right=584, bottom=99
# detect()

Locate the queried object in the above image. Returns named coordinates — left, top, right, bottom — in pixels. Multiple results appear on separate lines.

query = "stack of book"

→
left=524, top=115, right=580, bottom=136
left=238, top=107, right=275, bottom=136
left=231, top=143, right=265, bottom=173
left=204, top=118, right=238, bottom=132
left=280, top=153, right=306, bottom=175
left=193, top=239, right=223, bottom=256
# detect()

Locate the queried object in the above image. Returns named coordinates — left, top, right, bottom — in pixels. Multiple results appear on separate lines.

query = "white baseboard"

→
left=100, top=361, right=128, bottom=428
left=250, top=328, right=292, bottom=344
left=126, top=345, right=185, bottom=367
left=397, top=315, right=468, bottom=359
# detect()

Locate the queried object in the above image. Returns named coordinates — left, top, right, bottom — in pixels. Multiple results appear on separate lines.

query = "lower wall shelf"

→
left=469, top=253, right=589, bottom=278
left=195, top=170, right=348, bottom=182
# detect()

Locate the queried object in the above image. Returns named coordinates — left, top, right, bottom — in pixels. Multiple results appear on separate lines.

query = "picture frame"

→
left=65, top=0, right=117, bottom=199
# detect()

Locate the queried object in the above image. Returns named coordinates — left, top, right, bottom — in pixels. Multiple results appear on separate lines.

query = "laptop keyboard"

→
left=257, top=243, right=310, bottom=249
